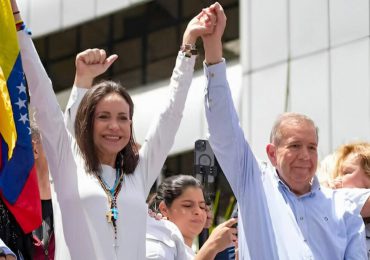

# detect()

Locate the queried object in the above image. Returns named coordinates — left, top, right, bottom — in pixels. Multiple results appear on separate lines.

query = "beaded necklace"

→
left=96, top=164, right=124, bottom=248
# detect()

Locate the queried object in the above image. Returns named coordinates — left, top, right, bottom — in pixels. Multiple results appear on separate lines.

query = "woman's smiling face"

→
left=93, top=93, right=132, bottom=165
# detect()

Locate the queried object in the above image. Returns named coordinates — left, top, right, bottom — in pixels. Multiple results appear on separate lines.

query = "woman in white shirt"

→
left=13, top=0, right=217, bottom=257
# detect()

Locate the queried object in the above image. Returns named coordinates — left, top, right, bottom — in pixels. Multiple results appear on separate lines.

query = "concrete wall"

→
left=240, top=0, right=370, bottom=160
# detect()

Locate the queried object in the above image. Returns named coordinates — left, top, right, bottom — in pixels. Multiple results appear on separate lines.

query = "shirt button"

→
left=300, top=217, right=304, bottom=220
left=210, top=73, right=215, bottom=77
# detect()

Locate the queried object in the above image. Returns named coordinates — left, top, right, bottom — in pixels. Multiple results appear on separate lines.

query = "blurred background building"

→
left=19, top=0, right=370, bottom=219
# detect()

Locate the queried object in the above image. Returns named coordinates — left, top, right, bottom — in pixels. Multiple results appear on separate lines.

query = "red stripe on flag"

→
left=2, top=165, right=41, bottom=233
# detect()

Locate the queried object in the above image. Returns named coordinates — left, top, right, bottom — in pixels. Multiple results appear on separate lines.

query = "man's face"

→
left=267, top=120, right=318, bottom=195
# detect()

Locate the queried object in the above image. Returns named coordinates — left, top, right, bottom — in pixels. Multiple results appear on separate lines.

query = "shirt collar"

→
left=274, top=169, right=321, bottom=198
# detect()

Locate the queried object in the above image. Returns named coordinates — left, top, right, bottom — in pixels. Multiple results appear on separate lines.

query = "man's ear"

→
left=158, top=201, right=168, bottom=217
left=266, top=143, right=277, bottom=166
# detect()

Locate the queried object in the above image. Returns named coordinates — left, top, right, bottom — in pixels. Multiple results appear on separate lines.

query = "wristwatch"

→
left=180, top=43, right=198, bottom=58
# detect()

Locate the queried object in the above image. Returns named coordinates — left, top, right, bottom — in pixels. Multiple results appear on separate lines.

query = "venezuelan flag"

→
left=0, top=0, right=41, bottom=233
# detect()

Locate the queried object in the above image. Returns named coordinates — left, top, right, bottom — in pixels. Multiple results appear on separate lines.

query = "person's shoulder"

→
left=146, top=217, right=183, bottom=247
left=146, top=238, right=172, bottom=260
left=146, top=217, right=186, bottom=259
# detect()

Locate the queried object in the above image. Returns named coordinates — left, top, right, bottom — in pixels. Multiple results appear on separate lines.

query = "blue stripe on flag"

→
left=0, top=54, right=34, bottom=204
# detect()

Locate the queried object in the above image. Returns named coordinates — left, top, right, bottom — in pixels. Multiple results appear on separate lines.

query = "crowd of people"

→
left=1, top=0, right=370, bottom=259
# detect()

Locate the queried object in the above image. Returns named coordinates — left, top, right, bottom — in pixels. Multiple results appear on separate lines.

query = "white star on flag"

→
left=15, top=98, right=27, bottom=109
left=19, top=113, right=29, bottom=124
left=16, top=82, right=27, bottom=94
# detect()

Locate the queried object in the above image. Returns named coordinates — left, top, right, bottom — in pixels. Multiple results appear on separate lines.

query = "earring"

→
left=155, top=213, right=163, bottom=220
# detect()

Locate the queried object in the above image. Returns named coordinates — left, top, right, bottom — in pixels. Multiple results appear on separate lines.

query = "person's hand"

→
left=196, top=218, right=237, bottom=260
left=206, top=218, right=237, bottom=252
left=74, top=48, right=118, bottom=88
left=201, top=2, right=227, bottom=65
left=327, top=177, right=343, bottom=189
left=182, top=8, right=217, bottom=46
left=202, top=3, right=226, bottom=41
left=209, top=218, right=237, bottom=250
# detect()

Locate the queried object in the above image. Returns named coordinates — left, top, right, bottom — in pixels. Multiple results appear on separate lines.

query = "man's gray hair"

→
left=269, top=112, right=319, bottom=145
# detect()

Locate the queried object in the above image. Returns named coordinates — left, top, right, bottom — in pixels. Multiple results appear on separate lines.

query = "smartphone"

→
left=194, top=139, right=217, bottom=184
left=231, top=207, right=238, bottom=228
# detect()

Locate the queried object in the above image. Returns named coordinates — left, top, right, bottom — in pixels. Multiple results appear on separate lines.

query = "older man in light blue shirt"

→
left=201, top=3, right=370, bottom=260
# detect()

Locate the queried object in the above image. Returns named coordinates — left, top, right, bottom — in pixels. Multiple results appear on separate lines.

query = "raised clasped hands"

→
left=201, top=2, right=227, bottom=65
left=182, top=5, right=217, bottom=45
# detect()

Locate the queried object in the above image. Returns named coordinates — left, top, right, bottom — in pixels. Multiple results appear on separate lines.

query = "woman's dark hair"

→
left=149, top=175, right=204, bottom=212
left=74, top=80, right=139, bottom=175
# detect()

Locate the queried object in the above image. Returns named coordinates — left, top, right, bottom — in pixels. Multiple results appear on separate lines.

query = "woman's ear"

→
left=158, top=201, right=169, bottom=217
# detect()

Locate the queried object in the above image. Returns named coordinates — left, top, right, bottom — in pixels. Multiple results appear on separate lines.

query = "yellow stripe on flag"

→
left=0, top=0, right=20, bottom=79
left=0, top=0, right=19, bottom=159
left=0, top=67, right=16, bottom=159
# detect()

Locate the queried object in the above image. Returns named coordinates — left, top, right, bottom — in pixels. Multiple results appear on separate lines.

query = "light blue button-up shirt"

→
left=203, top=60, right=369, bottom=260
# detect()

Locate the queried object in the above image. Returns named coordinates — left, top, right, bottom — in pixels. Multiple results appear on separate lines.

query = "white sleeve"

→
left=18, top=30, right=78, bottom=195
left=137, top=52, right=196, bottom=195
left=340, top=188, right=370, bottom=215
left=64, top=85, right=88, bottom=137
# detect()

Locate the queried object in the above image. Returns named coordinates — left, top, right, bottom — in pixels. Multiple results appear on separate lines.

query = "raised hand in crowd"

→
left=64, top=48, right=118, bottom=134
left=74, top=48, right=118, bottom=88
left=182, top=6, right=216, bottom=46
left=201, top=2, right=226, bottom=65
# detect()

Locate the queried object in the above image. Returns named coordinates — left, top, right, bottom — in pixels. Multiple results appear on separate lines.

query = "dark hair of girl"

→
left=74, top=80, right=139, bottom=175
left=149, top=175, right=204, bottom=212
